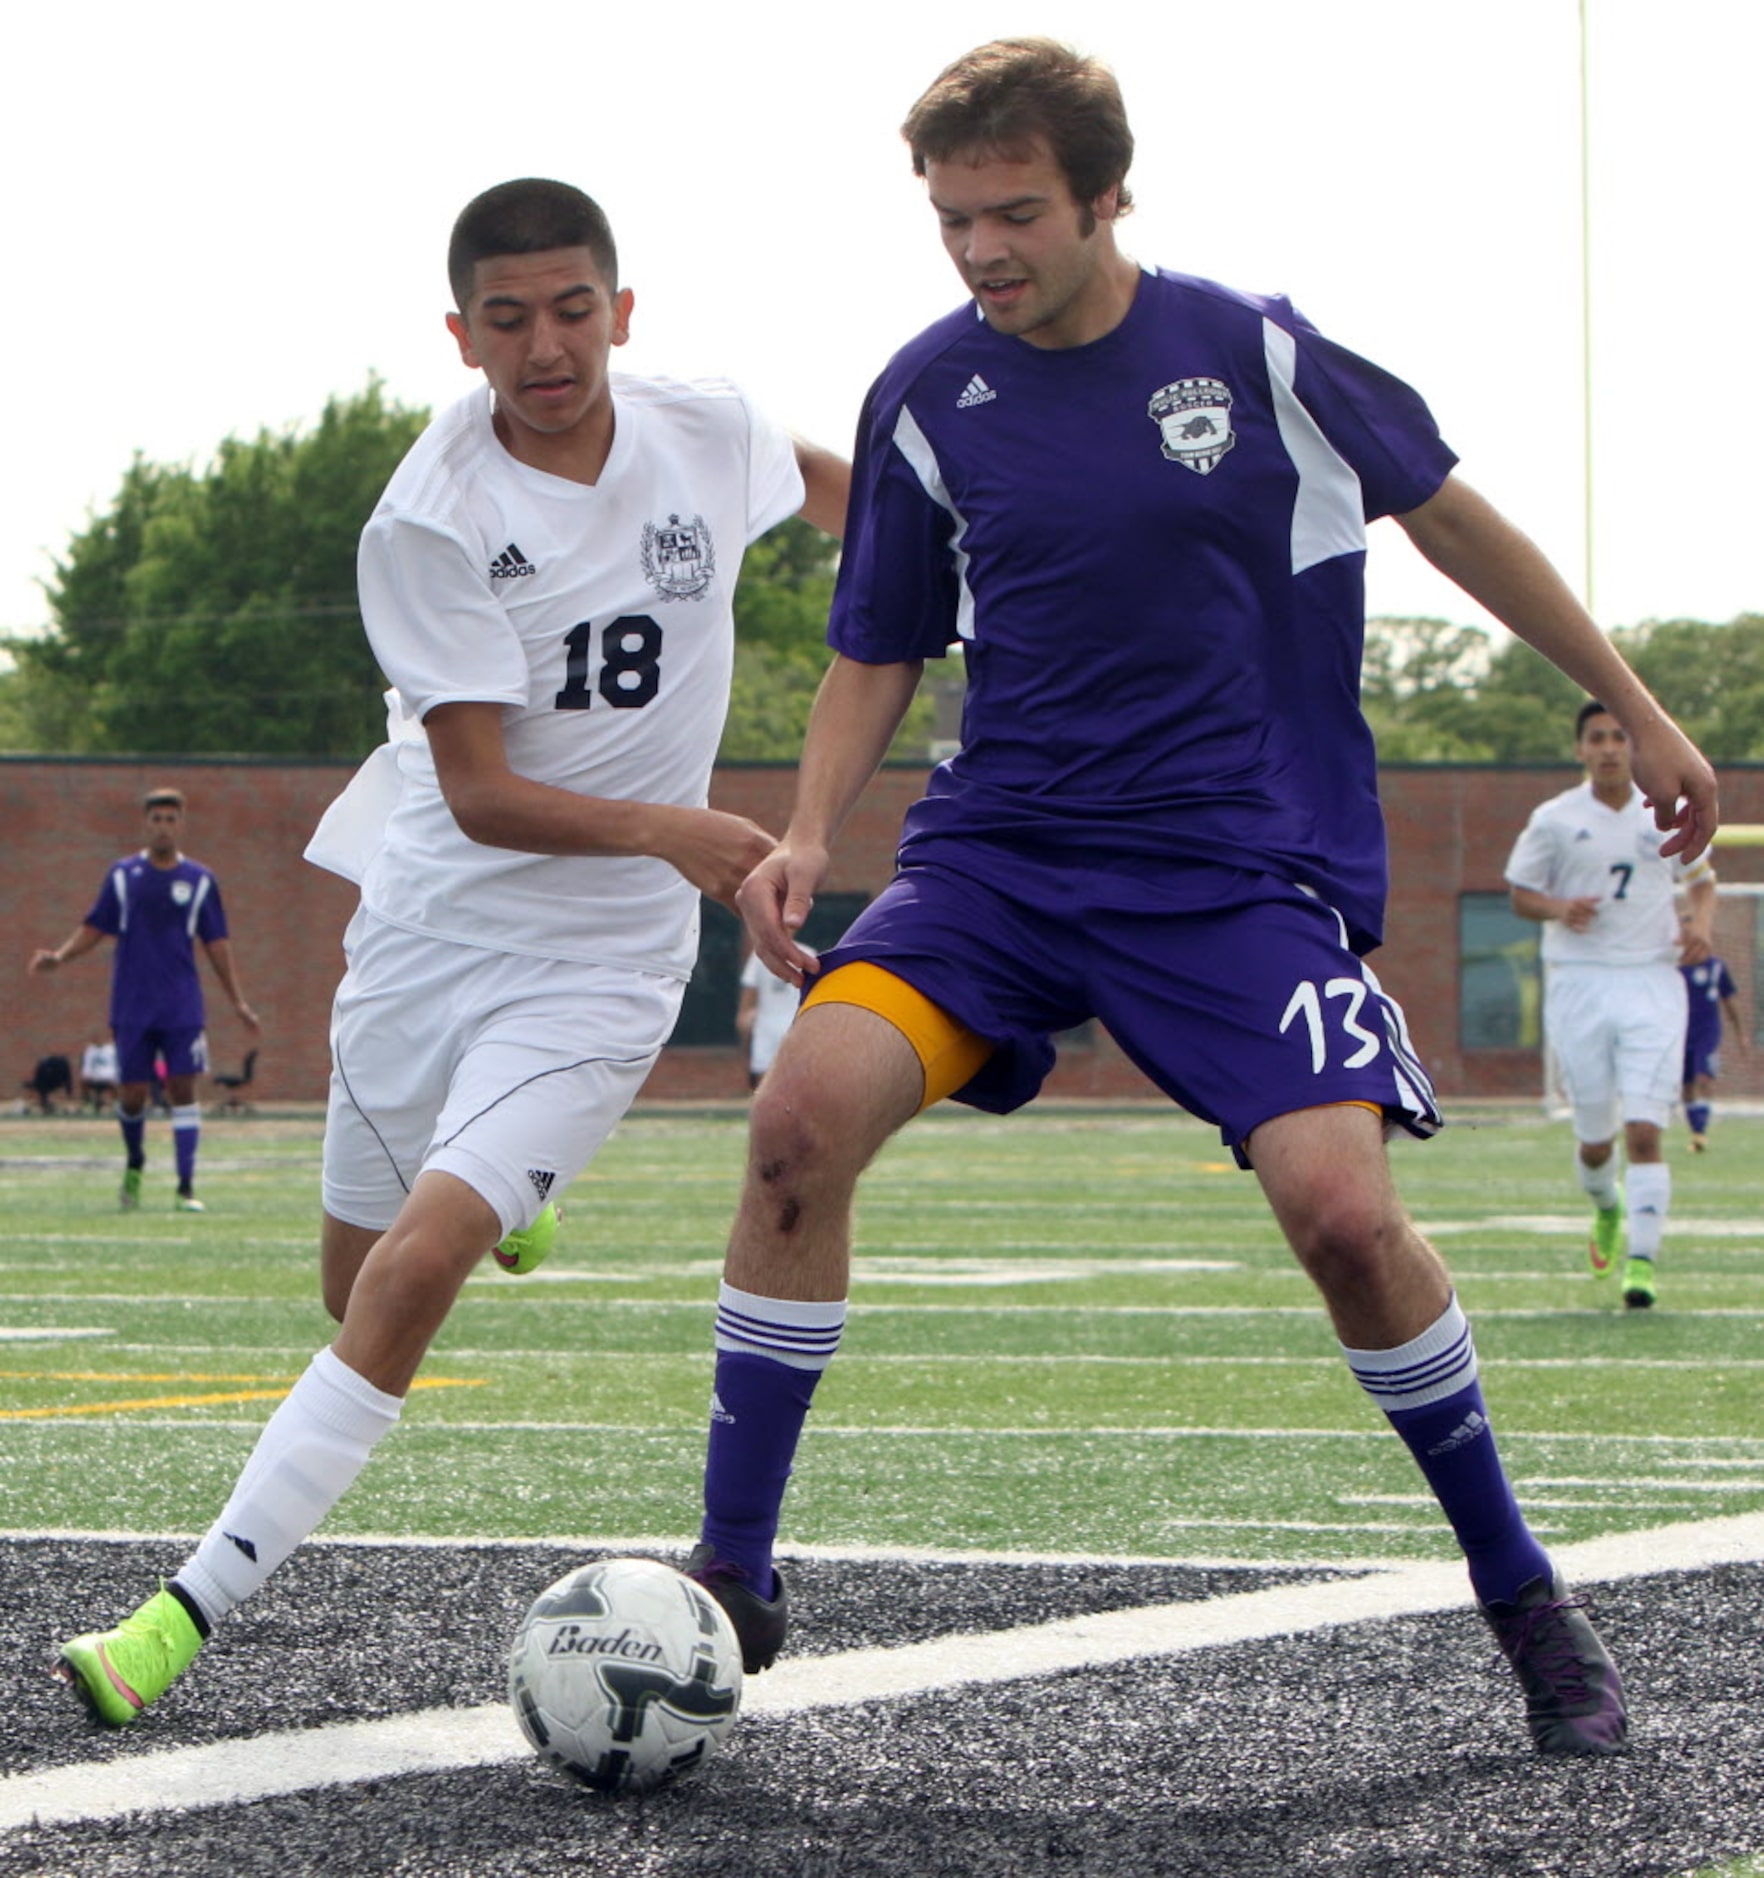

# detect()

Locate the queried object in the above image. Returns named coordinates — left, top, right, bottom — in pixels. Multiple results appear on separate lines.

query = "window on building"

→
left=1460, top=893, right=1541, bottom=1050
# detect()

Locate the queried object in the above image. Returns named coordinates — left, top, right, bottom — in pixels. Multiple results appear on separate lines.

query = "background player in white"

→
left=1507, top=701, right=1716, bottom=1309
left=29, top=788, right=259, bottom=1211
left=682, top=39, right=1718, bottom=1758
left=54, top=177, right=848, bottom=1726
left=737, top=949, right=799, bottom=1088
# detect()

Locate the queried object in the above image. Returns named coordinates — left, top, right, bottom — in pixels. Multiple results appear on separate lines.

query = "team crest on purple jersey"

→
left=1148, top=377, right=1235, bottom=474
left=170, top=879, right=195, bottom=906
left=641, top=513, right=716, bottom=601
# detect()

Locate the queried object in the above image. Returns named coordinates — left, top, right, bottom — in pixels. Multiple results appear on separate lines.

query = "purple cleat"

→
left=1479, top=1571, right=1628, bottom=1754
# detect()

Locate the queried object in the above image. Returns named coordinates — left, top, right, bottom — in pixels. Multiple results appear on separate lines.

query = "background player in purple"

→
left=1681, top=920, right=1743, bottom=1151
left=30, top=787, right=260, bottom=1211
left=683, top=39, right=1718, bottom=1758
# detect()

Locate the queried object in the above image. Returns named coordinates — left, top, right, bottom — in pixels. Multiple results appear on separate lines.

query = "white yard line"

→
left=4, top=1511, right=1761, bottom=1836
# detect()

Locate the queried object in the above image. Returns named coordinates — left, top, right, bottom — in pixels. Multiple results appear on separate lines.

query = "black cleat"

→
left=1479, top=1571, right=1628, bottom=1754
left=685, top=1543, right=789, bottom=1673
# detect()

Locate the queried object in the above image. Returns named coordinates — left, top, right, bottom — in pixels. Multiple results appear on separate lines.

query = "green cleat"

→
left=1621, top=1258, right=1657, bottom=1311
left=1588, top=1201, right=1623, bottom=1280
left=493, top=1202, right=560, bottom=1275
left=54, top=1587, right=203, bottom=1727
left=119, top=1166, right=143, bottom=1212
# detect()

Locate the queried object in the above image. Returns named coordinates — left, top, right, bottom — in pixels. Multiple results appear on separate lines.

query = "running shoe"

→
left=685, top=1543, right=789, bottom=1673
left=54, top=1587, right=204, bottom=1727
left=119, top=1166, right=143, bottom=1211
left=1587, top=1201, right=1623, bottom=1279
left=174, top=1192, right=206, bottom=1214
left=493, top=1202, right=560, bottom=1275
left=1479, top=1570, right=1628, bottom=1755
left=1621, top=1258, right=1658, bottom=1310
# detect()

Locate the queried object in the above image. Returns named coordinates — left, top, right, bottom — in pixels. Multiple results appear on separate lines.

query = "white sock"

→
left=1576, top=1151, right=1620, bottom=1211
left=174, top=1347, right=401, bottom=1627
left=1626, top=1162, right=1670, bottom=1263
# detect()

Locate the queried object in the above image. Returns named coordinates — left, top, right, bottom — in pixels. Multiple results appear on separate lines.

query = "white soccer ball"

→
left=507, top=1557, right=744, bottom=1793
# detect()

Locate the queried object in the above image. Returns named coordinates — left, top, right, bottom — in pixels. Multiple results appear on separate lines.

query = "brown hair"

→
left=902, top=38, right=1134, bottom=216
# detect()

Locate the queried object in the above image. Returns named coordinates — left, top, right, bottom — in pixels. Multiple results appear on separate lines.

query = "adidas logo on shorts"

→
left=526, top=1169, right=556, bottom=1202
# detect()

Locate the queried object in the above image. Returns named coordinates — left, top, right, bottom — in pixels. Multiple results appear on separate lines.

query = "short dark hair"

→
left=1575, top=699, right=1615, bottom=738
left=902, top=38, right=1135, bottom=216
left=447, top=180, right=618, bottom=310
left=142, top=787, right=185, bottom=812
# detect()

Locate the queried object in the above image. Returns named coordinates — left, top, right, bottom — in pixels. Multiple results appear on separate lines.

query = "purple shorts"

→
left=115, top=1026, right=209, bottom=1086
left=814, top=855, right=1440, bottom=1158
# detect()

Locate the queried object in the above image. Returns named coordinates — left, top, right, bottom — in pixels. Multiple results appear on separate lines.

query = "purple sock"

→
left=172, top=1104, right=201, bottom=1191
left=117, top=1106, right=146, bottom=1168
left=1345, top=1296, right=1552, bottom=1607
left=700, top=1351, right=821, bottom=1591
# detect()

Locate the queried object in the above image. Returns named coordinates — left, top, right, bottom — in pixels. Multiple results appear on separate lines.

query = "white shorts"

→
left=322, top=909, right=684, bottom=1237
left=1543, top=961, right=1687, bottom=1141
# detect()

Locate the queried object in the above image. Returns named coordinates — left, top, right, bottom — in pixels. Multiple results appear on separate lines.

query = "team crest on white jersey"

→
left=1148, top=377, right=1236, bottom=475
left=641, top=513, right=716, bottom=602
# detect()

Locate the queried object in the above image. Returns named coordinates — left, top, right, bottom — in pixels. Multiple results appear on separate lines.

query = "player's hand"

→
left=27, top=949, right=61, bottom=974
left=664, top=809, right=779, bottom=912
left=1560, top=896, right=1601, bottom=933
left=736, top=838, right=830, bottom=986
left=1677, top=930, right=1713, bottom=967
left=1629, top=720, right=1719, bottom=861
left=236, top=1001, right=264, bottom=1034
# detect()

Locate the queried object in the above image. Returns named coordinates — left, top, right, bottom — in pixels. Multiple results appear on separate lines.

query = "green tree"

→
left=723, top=514, right=934, bottom=765
left=6, top=382, right=428, bottom=756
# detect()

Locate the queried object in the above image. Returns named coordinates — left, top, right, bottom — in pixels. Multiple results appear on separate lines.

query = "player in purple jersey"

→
left=1681, top=920, right=1743, bottom=1151
left=683, top=40, right=1719, bottom=1757
left=29, top=788, right=260, bottom=1212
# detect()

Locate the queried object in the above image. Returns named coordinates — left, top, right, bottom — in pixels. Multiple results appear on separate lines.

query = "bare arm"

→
left=424, top=700, right=776, bottom=910
left=737, top=653, right=925, bottom=982
left=793, top=438, right=851, bottom=541
left=202, top=936, right=262, bottom=1034
left=29, top=924, right=107, bottom=974
left=1510, top=885, right=1601, bottom=934
left=1397, top=475, right=1718, bottom=859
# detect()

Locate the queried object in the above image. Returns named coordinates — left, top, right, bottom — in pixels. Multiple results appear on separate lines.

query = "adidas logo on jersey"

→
left=490, top=543, right=536, bottom=580
left=956, top=374, right=997, bottom=409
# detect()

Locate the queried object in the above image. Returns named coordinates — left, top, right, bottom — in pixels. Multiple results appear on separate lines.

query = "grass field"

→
left=3, top=1100, right=1761, bottom=1566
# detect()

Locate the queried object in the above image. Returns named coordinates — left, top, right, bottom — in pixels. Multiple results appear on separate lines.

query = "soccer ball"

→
left=507, top=1557, right=744, bottom=1793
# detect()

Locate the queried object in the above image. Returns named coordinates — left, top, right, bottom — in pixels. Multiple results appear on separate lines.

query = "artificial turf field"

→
left=1, top=1101, right=1760, bottom=1877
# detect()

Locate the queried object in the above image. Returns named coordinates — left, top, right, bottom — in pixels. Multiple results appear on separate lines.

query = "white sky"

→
left=4, top=0, right=1758, bottom=643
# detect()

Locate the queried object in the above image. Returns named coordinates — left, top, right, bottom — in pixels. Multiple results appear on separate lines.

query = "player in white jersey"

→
left=1507, top=701, right=1716, bottom=1308
left=53, top=177, right=849, bottom=1727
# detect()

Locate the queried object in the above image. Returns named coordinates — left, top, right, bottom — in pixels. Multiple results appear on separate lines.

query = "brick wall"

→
left=7, top=756, right=1760, bottom=1107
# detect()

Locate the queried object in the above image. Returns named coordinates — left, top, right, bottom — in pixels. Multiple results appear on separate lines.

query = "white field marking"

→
left=1519, top=1477, right=1764, bottom=1493
left=10, top=1296, right=1764, bottom=1323
left=1425, top=1215, right=1764, bottom=1239
left=0, top=1328, right=114, bottom=1342
left=6, top=1512, right=1761, bottom=1835
left=14, top=1420, right=1764, bottom=1451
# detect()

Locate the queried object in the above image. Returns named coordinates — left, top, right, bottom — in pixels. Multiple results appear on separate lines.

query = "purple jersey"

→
left=84, top=854, right=229, bottom=1031
left=829, top=268, right=1457, bottom=952
left=1681, top=954, right=1736, bottom=1062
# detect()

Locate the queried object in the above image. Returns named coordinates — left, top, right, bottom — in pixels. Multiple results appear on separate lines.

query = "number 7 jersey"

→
left=339, top=377, right=801, bottom=975
left=1505, top=779, right=1712, bottom=966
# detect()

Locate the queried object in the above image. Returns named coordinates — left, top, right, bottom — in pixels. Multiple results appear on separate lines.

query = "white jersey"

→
left=311, top=378, right=802, bottom=978
left=740, top=950, right=800, bottom=1073
left=1505, top=780, right=1711, bottom=967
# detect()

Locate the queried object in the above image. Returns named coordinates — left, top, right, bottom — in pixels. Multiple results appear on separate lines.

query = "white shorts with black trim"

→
left=1543, top=959, right=1687, bottom=1141
left=322, top=909, right=684, bottom=1237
